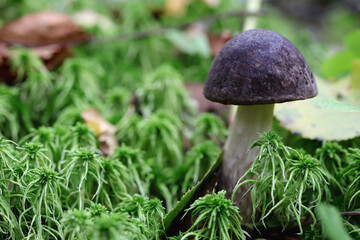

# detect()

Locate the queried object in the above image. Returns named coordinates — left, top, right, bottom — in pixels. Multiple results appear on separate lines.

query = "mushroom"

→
left=203, top=29, right=317, bottom=216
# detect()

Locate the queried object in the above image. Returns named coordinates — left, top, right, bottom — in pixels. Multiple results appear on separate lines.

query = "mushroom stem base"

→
left=217, top=104, right=274, bottom=220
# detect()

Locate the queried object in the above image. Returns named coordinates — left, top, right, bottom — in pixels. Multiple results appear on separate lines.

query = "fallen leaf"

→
left=81, top=108, right=118, bottom=155
left=98, top=132, right=119, bottom=157
left=186, top=82, right=229, bottom=119
left=0, top=11, right=89, bottom=83
left=81, top=108, right=116, bottom=136
left=275, top=98, right=360, bottom=141
left=164, top=0, right=189, bottom=16
left=0, top=44, right=73, bottom=83
left=33, top=44, right=73, bottom=70
left=0, top=43, right=10, bottom=65
left=275, top=75, right=360, bottom=141
left=207, top=30, right=232, bottom=58
left=310, top=71, right=360, bottom=104
left=0, top=11, right=90, bottom=46
left=0, top=43, right=13, bottom=84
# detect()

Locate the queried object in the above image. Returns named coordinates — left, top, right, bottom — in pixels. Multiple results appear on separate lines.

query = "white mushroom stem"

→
left=217, top=104, right=274, bottom=217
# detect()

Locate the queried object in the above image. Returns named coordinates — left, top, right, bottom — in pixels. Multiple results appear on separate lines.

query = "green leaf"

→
left=345, top=29, right=360, bottom=55
left=316, top=203, right=352, bottom=240
left=321, top=50, right=357, bottom=79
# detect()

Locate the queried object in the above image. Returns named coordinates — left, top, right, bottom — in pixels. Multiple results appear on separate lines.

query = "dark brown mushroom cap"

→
left=203, top=29, right=317, bottom=105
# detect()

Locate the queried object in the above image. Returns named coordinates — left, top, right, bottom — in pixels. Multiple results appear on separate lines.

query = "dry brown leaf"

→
left=186, top=82, right=229, bottom=118
left=207, top=30, right=232, bottom=58
left=98, top=132, right=119, bottom=157
left=164, top=0, right=189, bottom=16
left=0, top=11, right=87, bottom=83
left=81, top=108, right=118, bottom=156
left=0, top=43, right=73, bottom=83
left=81, top=108, right=116, bottom=136
left=33, top=44, right=63, bottom=60
left=33, top=44, right=73, bottom=70
left=0, top=11, right=90, bottom=46
left=0, top=43, right=10, bottom=65
left=0, top=43, right=13, bottom=84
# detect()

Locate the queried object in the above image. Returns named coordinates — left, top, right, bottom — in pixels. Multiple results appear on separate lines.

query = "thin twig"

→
left=90, top=9, right=265, bottom=45
left=341, top=211, right=360, bottom=217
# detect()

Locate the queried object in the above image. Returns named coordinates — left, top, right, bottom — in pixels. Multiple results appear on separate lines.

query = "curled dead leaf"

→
left=0, top=11, right=90, bottom=83
left=207, top=30, right=232, bottom=58
left=164, top=0, right=190, bottom=16
left=0, top=44, right=73, bottom=83
left=0, top=43, right=13, bottom=84
left=0, top=43, right=10, bottom=65
left=33, top=44, right=73, bottom=70
left=81, top=108, right=118, bottom=156
left=0, top=11, right=90, bottom=46
left=186, top=82, right=229, bottom=119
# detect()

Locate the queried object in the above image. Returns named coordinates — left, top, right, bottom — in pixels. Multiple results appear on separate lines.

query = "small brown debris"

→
left=185, top=82, right=229, bottom=120
left=163, top=0, right=190, bottom=16
left=207, top=30, right=232, bottom=58
left=81, top=108, right=118, bottom=156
